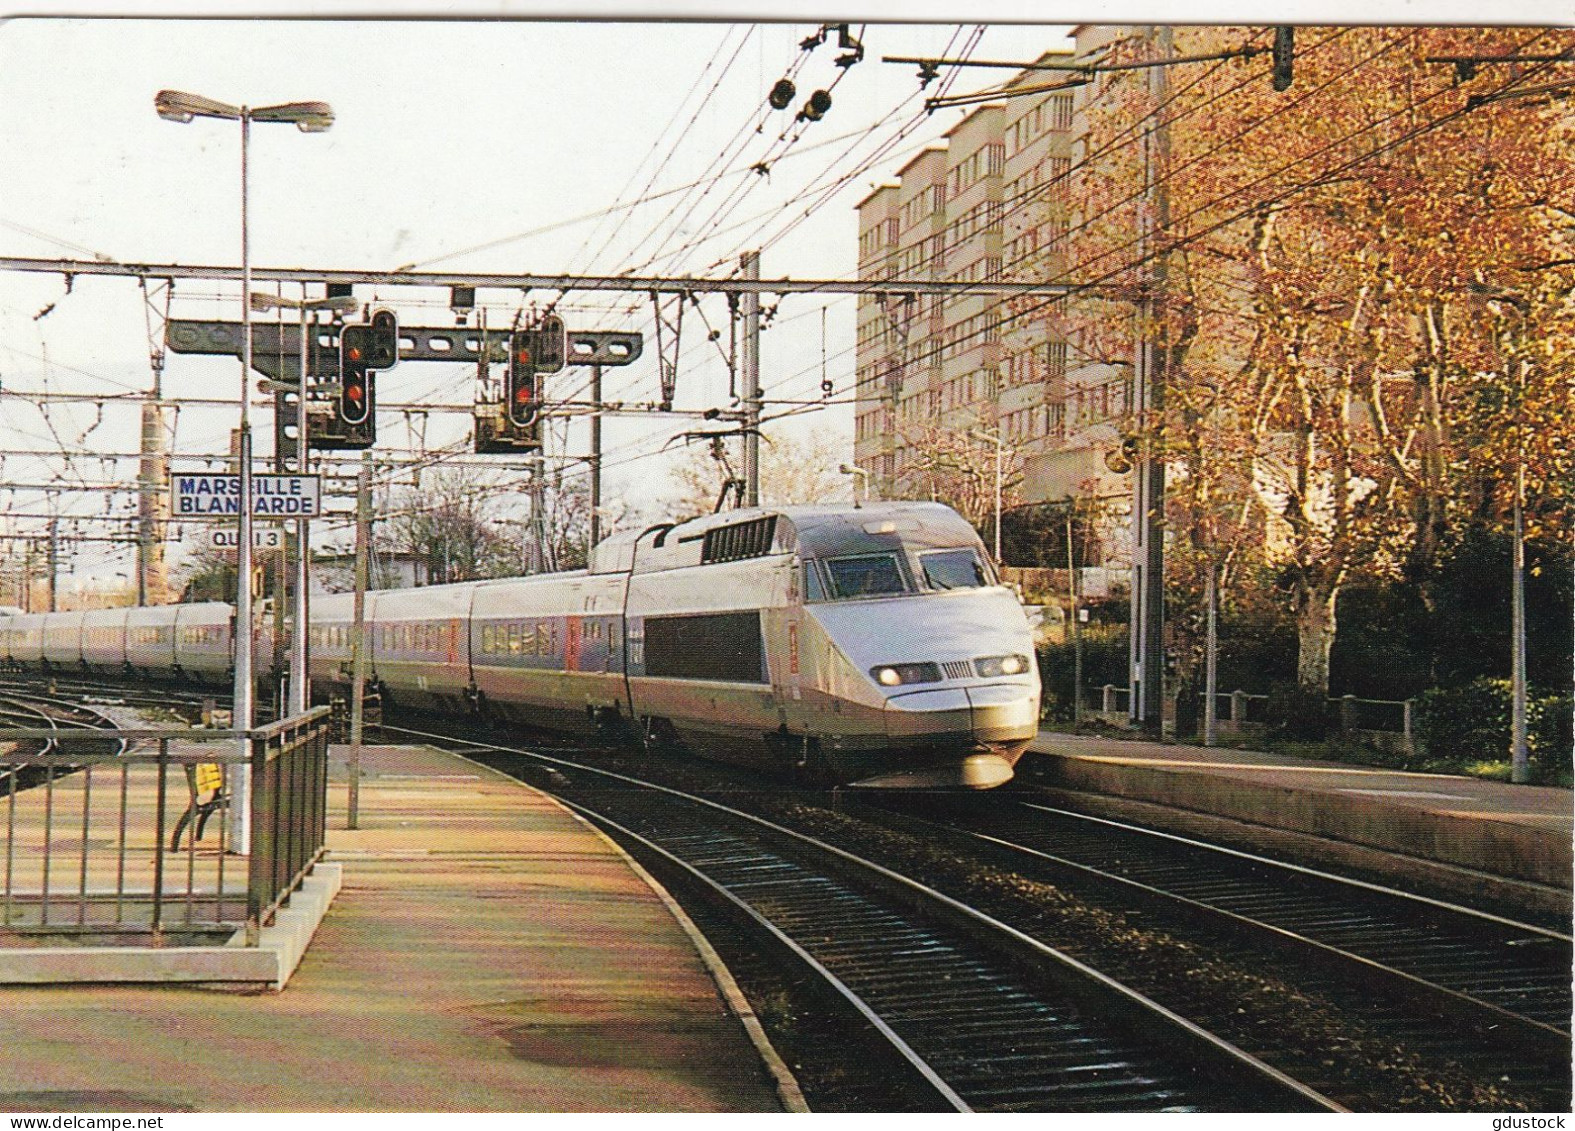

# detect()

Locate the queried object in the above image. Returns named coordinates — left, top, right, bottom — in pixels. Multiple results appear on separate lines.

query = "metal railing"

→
left=247, top=708, right=332, bottom=944
left=1086, top=685, right=1416, bottom=750
left=0, top=707, right=331, bottom=945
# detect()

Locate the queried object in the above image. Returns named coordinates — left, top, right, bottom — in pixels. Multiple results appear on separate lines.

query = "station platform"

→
left=0, top=743, right=800, bottom=1114
left=1025, top=729, right=1574, bottom=921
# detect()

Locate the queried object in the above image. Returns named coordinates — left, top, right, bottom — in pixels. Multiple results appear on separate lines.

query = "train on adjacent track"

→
left=0, top=502, right=1041, bottom=788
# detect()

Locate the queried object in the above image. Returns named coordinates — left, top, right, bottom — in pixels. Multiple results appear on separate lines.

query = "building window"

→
left=1045, top=339, right=1068, bottom=378
left=1048, top=93, right=1073, bottom=130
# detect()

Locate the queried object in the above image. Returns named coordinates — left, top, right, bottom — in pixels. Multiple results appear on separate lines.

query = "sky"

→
left=0, top=14, right=1083, bottom=591
left=0, top=5, right=1567, bottom=592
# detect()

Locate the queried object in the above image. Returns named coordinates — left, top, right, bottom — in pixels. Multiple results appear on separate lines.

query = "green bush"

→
left=1037, top=631, right=1129, bottom=723
left=1415, top=678, right=1574, bottom=781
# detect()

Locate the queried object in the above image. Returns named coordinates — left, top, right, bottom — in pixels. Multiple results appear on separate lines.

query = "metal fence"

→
left=0, top=706, right=332, bottom=945
left=1088, top=685, right=1416, bottom=750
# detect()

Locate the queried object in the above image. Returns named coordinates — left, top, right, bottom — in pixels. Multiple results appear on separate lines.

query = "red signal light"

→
left=338, top=323, right=375, bottom=428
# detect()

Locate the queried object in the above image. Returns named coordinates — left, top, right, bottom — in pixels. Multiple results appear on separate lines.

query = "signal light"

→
left=535, top=314, right=566, bottom=374
left=367, top=308, right=399, bottom=370
left=338, top=323, right=373, bottom=426
left=507, top=329, right=540, bottom=428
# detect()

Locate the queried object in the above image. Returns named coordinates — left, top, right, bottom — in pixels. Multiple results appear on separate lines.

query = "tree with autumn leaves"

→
left=1059, top=24, right=1574, bottom=696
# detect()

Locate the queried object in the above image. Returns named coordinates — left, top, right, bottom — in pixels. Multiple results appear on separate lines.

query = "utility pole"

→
left=1131, top=24, right=1172, bottom=739
left=136, top=395, right=169, bottom=607
left=969, top=427, right=1004, bottom=564
left=1066, top=498, right=1084, bottom=727
left=1204, top=563, right=1219, bottom=746
left=740, top=250, right=762, bottom=508
left=137, top=278, right=172, bottom=609
left=879, top=296, right=915, bottom=500
left=589, top=363, right=603, bottom=552
left=530, top=457, right=548, bottom=573
left=1511, top=381, right=1529, bottom=784
left=291, top=303, right=312, bottom=716
left=347, top=450, right=371, bottom=829
left=46, top=519, right=58, bottom=613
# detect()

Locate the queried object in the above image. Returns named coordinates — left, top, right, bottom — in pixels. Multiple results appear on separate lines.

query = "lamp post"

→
left=969, top=428, right=1004, bottom=565
left=838, top=463, right=871, bottom=506
left=156, top=90, right=333, bottom=849
left=251, top=290, right=357, bottom=716
left=1470, top=283, right=1532, bottom=784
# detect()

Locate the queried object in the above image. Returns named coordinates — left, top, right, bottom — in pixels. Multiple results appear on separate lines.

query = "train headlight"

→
left=870, top=662, right=941, bottom=687
left=974, top=654, right=1031, bottom=678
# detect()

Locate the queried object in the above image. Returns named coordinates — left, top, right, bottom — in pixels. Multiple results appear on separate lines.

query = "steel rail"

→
left=861, top=793, right=1572, bottom=1084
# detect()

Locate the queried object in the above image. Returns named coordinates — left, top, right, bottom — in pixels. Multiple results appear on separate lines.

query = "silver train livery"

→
left=0, top=502, right=1041, bottom=788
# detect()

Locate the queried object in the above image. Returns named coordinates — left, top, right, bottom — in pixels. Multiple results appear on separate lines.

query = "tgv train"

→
left=0, top=503, right=1042, bottom=789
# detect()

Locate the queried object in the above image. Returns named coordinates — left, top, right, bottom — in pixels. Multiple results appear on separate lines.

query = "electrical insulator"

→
left=800, top=90, right=832, bottom=122
left=768, top=78, right=796, bottom=110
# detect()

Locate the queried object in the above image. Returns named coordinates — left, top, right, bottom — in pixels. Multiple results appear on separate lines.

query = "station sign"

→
left=172, top=474, right=322, bottom=518
left=208, top=527, right=285, bottom=550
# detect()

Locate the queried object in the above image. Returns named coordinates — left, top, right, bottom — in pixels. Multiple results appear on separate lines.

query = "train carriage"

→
left=41, top=609, right=87, bottom=670
left=307, top=590, right=379, bottom=690
left=79, top=607, right=131, bottom=673
left=2, top=613, right=45, bottom=668
left=370, top=582, right=474, bottom=712
left=470, top=569, right=629, bottom=731
left=125, top=605, right=179, bottom=677
left=621, top=512, right=792, bottom=767
left=172, top=603, right=234, bottom=685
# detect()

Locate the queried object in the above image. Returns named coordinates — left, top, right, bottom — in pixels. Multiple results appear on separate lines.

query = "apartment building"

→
left=854, top=43, right=1130, bottom=584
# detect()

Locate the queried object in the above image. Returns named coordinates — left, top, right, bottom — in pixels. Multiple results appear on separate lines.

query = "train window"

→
left=920, top=548, right=990, bottom=590
left=824, top=554, right=909, bottom=599
left=803, top=561, right=827, bottom=602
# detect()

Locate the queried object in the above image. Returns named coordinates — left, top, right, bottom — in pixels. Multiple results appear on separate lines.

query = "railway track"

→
left=383, top=721, right=1339, bottom=1112
left=0, top=693, right=127, bottom=790
left=854, top=791, right=1573, bottom=1105
left=0, top=674, right=216, bottom=720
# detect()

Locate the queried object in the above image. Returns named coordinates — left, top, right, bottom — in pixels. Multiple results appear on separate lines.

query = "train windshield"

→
left=919, top=548, right=991, bottom=590
left=823, top=553, right=909, bottom=599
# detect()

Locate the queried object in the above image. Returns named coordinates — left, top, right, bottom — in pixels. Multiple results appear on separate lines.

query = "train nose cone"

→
left=965, top=683, right=1040, bottom=744
left=882, top=687, right=972, bottom=742
left=881, top=684, right=1038, bottom=746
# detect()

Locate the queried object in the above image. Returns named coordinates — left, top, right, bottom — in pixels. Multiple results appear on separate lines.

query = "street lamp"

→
left=969, top=428, right=1004, bottom=566
left=838, top=463, right=871, bottom=507
left=157, top=90, right=333, bottom=848
left=251, top=289, right=358, bottom=716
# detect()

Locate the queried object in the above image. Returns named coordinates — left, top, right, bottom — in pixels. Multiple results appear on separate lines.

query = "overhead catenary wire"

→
left=9, top=32, right=1562, bottom=567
